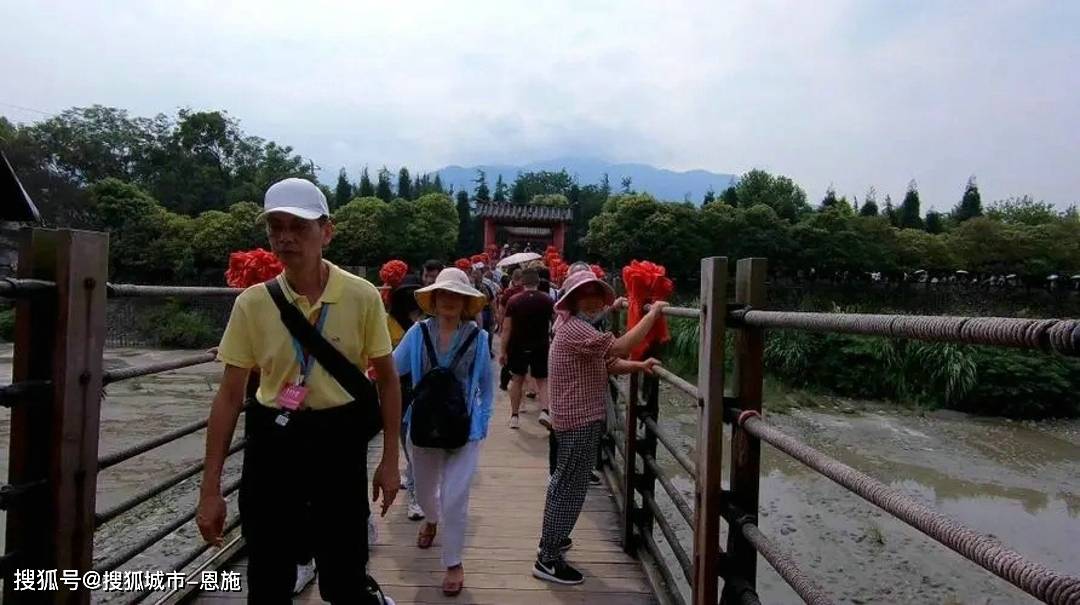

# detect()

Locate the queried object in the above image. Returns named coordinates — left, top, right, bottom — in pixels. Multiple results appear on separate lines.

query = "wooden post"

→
left=693, top=257, right=727, bottom=605
left=4, top=229, right=108, bottom=604
left=724, top=258, right=767, bottom=597
left=639, top=372, right=660, bottom=536
left=621, top=371, right=640, bottom=553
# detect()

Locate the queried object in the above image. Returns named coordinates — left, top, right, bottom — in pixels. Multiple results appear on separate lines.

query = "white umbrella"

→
left=496, top=252, right=543, bottom=268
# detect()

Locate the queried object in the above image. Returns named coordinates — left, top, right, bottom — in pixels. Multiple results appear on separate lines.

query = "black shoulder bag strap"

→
left=449, top=326, right=480, bottom=371
left=418, top=322, right=440, bottom=369
left=265, top=279, right=382, bottom=440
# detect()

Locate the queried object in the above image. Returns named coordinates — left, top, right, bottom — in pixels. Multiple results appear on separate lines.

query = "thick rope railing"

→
left=94, top=478, right=241, bottom=573
left=95, top=440, right=246, bottom=527
left=738, top=413, right=1080, bottom=605
left=642, top=416, right=697, bottom=480
left=0, top=380, right=52, bottom=408
left=641, top=526, right=690, bottom=605
left=738, top=311, right=1080, bottom=357
left=642, top=491, right=693, bottom=584
left=0, top=277, right=56, bottom=298
left=141, top=516, right=242, bottom=605
left=641, top=453, right=694, bottom=528
left=102, top=352, right=218, bottom=385
left=97, top=417, right=210, bottom=471
left=722, top=500, right=834, bottom=605
left=654, top=366, right=700, bottom=400
left=106, top=283, right=241, bottom=298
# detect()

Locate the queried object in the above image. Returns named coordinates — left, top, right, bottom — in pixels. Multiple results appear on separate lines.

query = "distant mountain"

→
left=435, top=157, right=736, bottom=205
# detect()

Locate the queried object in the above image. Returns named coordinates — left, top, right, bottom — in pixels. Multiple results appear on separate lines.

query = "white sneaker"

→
left=384, top=597, right=396, bottom=605
left=509, top=415, right=520, bottom=429
left=407, top=493, right=425, bottom=521
left=538, top=410, right=552, bottom=430
left=293, top=561, right=317, bottom=595
left=368, top=516, right=379, bottom=547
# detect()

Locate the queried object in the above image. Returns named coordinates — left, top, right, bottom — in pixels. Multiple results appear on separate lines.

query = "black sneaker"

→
left=532, top=557, right=584, bottom=585
left=589, top=470, right=602, bottom=486
left=535, top=537, right=572, bottom=555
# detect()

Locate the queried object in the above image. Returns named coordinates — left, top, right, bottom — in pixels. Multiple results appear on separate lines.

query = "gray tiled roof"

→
left=475, top=202, right=572, bottom=223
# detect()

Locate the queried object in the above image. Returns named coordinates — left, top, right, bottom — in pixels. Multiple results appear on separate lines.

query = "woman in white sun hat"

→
left=392, top=267, right=493, bottom=597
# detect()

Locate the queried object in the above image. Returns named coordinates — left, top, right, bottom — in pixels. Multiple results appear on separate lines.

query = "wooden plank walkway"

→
left=197, top=386, right=656, bottom=604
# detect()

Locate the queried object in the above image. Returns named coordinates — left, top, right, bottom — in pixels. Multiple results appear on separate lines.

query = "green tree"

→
left=883, top=194, right=899, bottom=226
left=334, top=168, right=352, bottom=210
left=732, top=170, right=810, bottom=221
left=860, top=187, right=880, bottom=217
left=952, top=176, right=983, bottom=223
left=620, top=176, right=633, bottom=194
left=327, top=197, right=392, bottom=265
left=433, top=174, right=444, bottom=194
left=412, top=174, right=422, bottom=199
left=456, top=189, right=473, bottom=254
left=190, top=201, right=265, bottom=279
left=358, top=166, right=375, bottom=197
left=719, top=186, right=738, bottom=206
left=405, top=193, right=459, bottom=263
left=397, top=167, right=412, bottom=201
left=530, top=194, right=569, bottom=206
left=986, top=196, right=1061, bottom=226
left=474, top=169, right=491, bottom=203
left=376, top=167, right=394, bottom=202
left=493, top=174, right=509, bottom=202
left=925, top=210, right=945, bottom=234
left=900, top=180, right=923, bottom=229
left=584, top=194, right=707, bottom=280
left=702, top=187, right=716, bottom=205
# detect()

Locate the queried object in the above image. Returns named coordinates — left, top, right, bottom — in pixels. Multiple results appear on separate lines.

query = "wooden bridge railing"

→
left=3, top=230, right=1079, bottom=604
left=604, top=256, right=1080, bottom=605
left=1, top=228, right=246, bottom=604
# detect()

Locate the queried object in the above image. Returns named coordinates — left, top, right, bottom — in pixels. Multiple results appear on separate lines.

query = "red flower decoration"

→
left=379, top=260, right=409, bottom=288
left=225, top=249, right=284, bottom=288
left=455, top=258, right=472, bottom=271
left=550, top=259, right=569, bottom=287
left=590, top=264, right=606, bottom=280
left=622, top=260, right=674, bottom=360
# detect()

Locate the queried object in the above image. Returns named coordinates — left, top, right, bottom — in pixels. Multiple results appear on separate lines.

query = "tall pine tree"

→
left=397, top=167, right=412, bottom=200
left=702, top=187, right=716, bottom=205
left=952, top=176, right=983, bottom=222
left=433, top=173, right=444, bottom=194
left=334, top=168, right=352, bottom=209
left=860, top=187, right=879, bottom=216
left=819, top=185, right=840, bottom=211
left=493, top=174, right=508, bottom=202
left=456, top=189, right=473, bottom=254
left=474, top=169, right=491, bottom=203
left=376, top=167, right=394, bottom=202
left=884, top=194, right=899, bottom=226
left=925, top=211, right=945, bottom=234
left=900, top=180, right=923, bottom=229
left=358, top=166, right=375, bottom=197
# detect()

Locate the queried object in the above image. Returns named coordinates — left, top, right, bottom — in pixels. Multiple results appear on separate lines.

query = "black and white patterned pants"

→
left=538, top=420, right=604, bottom=562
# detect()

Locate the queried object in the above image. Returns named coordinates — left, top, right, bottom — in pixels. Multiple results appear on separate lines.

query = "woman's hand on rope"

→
left=639, top=358, right=662, bottom=375
left=196, top=493, right=226, bottom=547
left=648, top=301, right=669, bottom=316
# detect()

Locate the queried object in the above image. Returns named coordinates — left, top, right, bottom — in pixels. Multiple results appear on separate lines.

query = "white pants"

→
left=408, top=440, right=482, bottom=568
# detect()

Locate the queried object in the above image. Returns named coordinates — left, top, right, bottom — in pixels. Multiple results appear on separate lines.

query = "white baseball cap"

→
left=259, top=178, right=329, bottom=221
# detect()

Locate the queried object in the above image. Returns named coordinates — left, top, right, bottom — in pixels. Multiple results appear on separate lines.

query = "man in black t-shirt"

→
left=499, top=268, right=554, bottom=429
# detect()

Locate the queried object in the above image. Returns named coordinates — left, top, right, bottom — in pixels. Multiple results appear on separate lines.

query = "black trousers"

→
left=240, top=403, right=370, bottom=604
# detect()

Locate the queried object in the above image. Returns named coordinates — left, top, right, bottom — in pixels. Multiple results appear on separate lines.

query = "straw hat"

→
left=554, top=269, right=615, bottom=312
left=414, top=268, right=487, bottom=317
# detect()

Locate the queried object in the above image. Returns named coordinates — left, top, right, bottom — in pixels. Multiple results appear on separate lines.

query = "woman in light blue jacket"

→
left=393, top=267, right=493, bottom=597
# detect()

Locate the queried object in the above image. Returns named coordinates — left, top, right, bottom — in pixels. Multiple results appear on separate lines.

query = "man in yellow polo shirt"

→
left=197, top=178, right=401, bottom=604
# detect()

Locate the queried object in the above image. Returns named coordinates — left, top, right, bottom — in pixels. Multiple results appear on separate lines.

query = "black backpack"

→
left=409, top=322, right=479, bottom=450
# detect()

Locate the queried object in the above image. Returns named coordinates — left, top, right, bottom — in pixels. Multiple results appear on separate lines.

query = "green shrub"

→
left=0, top=308, right=15, bottom=342
left=140, top=303, right=218, bottom=349
left=957, top=347, right=1080, bottom=418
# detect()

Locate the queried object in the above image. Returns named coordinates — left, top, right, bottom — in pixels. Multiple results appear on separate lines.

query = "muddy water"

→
left=2, top=346, right=1077, bottom=604
left=646, top=380, right=1080, bottom=604
left=0, top=345, right=242, bottom=603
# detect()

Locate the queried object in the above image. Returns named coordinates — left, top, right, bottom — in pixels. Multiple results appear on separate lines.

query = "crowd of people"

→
left=196, top=177, right=665, bottom=603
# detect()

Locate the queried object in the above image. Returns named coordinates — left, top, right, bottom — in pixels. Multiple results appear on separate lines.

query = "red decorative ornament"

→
left=379, top=259, right=409, bottom=305
left=590, top=264, right=606, bottom=280
left=225, top=248, right=284, bottom=288
left=455, top=258, right=472, bottom=271
left=622, top=260, right=674, bottom=360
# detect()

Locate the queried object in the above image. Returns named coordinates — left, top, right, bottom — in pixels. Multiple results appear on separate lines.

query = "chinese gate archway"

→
left=475, top=202, right=572, bottom=254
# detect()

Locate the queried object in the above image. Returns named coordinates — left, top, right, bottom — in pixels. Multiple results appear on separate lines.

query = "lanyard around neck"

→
left=291, top=304, right=330, bottom=383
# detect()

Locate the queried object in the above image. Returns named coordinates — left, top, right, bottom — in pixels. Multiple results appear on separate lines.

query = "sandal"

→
left=442, top=565, right=464, bottom=596
left=417, top=523, right=437, bottom=549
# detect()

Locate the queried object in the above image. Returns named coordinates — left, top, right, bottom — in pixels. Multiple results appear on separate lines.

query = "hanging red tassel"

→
left=225, top=249, right=285, bottom=288
left=621, top=260, right=674, bottom=360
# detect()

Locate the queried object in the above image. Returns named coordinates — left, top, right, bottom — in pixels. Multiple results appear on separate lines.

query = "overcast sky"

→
left=2, top=0, right=1078, bottom=210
